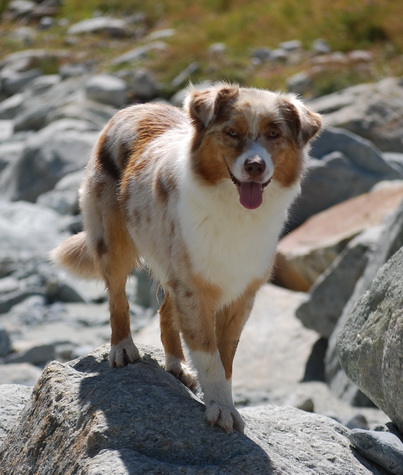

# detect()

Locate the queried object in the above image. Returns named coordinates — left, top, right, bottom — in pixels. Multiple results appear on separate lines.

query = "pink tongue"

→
left=239, top=182, right=263, bottom=209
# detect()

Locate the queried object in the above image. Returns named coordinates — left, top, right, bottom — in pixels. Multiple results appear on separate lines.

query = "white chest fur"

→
left=178, top=171, right=299, bottom=307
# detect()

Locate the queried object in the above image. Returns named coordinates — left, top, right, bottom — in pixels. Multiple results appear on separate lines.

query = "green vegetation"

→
left=1, top=0, right=402, bottom=97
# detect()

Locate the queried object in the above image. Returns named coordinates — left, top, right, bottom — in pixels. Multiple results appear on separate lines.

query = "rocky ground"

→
left=1, top=2, right=403, bottom=474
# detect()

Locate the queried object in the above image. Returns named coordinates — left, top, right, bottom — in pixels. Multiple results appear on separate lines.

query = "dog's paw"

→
left=109, top=337, right=140, bottom=367
left=165, top=355, right=198, bottom=390
left=205, top=401, right=245, bottom=434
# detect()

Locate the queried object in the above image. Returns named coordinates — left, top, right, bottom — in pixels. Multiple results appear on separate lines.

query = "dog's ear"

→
left=185, top=84, right=239, bottom=130
left=281, top=98, right=322, bottom=146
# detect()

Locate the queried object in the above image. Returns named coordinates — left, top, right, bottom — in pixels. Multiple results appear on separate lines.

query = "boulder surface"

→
left=0, top=345, right=386, bottom=474
left=337, top=247, right=403, bottom=433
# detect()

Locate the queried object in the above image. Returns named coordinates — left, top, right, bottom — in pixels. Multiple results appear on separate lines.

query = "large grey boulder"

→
left=310, top=77, right=403, bottom=153
left=288, top=127, right=403, bottom=229
left=0, top=120, right=97, bottom=202
left=296, top=226, right=382, bottom=338
left=0, top=345, right=386, bottom=474
left=326, top=199, right=403, bottom=405
left=336, top=246, right=403, bottom=433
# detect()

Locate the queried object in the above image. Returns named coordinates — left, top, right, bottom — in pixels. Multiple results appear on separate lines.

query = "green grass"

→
left=0, top=0, right=402, bottom=97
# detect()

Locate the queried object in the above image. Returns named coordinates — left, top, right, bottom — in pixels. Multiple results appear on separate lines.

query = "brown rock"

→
left=274, top=181, right=403, bottom=291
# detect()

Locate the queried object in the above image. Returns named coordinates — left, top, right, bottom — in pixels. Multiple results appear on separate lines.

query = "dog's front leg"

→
left=172, top=283, right=244, bottom=433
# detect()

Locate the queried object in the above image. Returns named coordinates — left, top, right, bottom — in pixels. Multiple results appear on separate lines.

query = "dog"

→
left=52, top=84, right=321, bottom=433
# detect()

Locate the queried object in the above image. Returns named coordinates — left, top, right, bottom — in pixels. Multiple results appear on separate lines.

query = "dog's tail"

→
left=51, top=232, right=100, bottom=279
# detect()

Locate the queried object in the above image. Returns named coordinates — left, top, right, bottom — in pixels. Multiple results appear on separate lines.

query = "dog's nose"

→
left=244, top=156, right=266, bottom=178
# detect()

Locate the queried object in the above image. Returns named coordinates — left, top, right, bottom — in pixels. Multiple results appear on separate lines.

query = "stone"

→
left=288, top=127, right=403, bottom=230
left=0, top=92, right=24, bottom=119
left=0, top=384, right=32, bottom=445
left=5, top=343, right=56, bottom=365
left=275, top=181, right=403, bottom=291
left=128, top=68, right=159, bottom=101
left=0, top=120, right=14, bottom=141
left=37, top=170, right=82, bottom=215
left=85, top=74, right=128, bottom=108
left=310, top=77, right=403, bottom=153
left=0, top=141, right=25, bottom=172
left=0, top=327, right=12, bottom=357
left=113, top=42, right=167, bottom=66
left=0, top=120, right=97, bottom=202
left=0, top=363, right=42, bottom=386
left=1, top=68, right=42, bottom=96
left=0, top=345, right=386, bottom=474
left=312, top=38, right=331, bottom=55
left=171, top=62, right=200, bottom=88
left=295, top=226, right=382, bottom=337
left=326, top=199, right=403, bottom=405
left=67, top=17, right=129, bottom=38
left=336, top=247, right=403, bottom=432
left=349, top=429, right=403, bottom=475
left=0, top=201, right=64, bottom=249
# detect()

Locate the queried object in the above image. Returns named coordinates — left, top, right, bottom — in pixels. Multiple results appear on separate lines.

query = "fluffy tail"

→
left=51, top=232, right=100, bottom=279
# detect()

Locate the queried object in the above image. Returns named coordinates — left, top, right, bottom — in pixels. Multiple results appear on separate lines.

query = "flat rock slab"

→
left=274, top=181, right=403, bottom=291
left=0, top=345, right=386, bottom=474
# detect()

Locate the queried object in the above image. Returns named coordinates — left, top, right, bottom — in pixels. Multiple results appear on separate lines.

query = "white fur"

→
left=178, top=160, right=300, bottom=307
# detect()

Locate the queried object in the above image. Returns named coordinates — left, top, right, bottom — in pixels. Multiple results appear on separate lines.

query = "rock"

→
left=0, top=384, right=32, bottom=445
left=1, top=68, right=42, bottom=96
left=311, top=38, right=332, bottom=55
left=84, top=74, right=128, bottom=108
left=310, top=77, right=403, bottom=153
left=67, top=17, right=130, bottom=38
left=275, top=181, right=403, bottom=291
left=5, top=343, right=56, bottom=365
left=0, top=120, right=97, bottom=202
left=37, top=170, right=82, bottom=215
left=113, top=42, right=167, bottom=66
left=0, top=345, right=387, bottom=474
left=349, top=429, right=403, bottom=475
left=0, top=363, right=42, bottom=386
left=326, top=199, right=403, bottom=405
left=288, top=127, right=403, bottom=230
left=0, top=141, right=25, bottom=172
left=128, top=68, right=159, bottom=101
left=0, top=120, right=14, bottom=141
left=0, top=92, right=24, bottom=119
left=295, top=226, right=382, bottom=337
left=0, top=201, right=67, bottom=258
left=345, top=414, right=369, bottom=431
left=336, top=246, right=403, bottom=431
left=0, top=327, right=12, bottom=356
left=0, top=49, right=68, bottom=79
left=284, top=392, right=315, bottom=412
left=171, top=62, right=200, bottom=88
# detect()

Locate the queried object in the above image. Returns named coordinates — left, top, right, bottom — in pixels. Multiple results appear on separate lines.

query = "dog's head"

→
left=184, top=84, right=322, bottom=209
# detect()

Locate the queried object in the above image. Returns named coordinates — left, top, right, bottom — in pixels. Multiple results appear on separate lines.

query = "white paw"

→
left=205, top=401, right=245, bottom=434
left=109, top=337, right=140, bottom=367
left=165, top=355, right=198, bottom=390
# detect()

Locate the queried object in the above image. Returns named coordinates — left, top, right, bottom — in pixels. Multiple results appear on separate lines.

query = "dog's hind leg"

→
left=99, top=210, right=140, bottom=367
left=159, top=294, right=197, bottom=389
left=80, top=174, right=140, bottom=367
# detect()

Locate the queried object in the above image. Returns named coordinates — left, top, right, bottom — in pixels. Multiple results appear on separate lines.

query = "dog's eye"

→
left=225, top=128, right=240, bottom=139
left=267, top=129, right=281, bottom=139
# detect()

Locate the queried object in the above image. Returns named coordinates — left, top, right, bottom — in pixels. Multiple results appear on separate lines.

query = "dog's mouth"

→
left=228, top=169, right=272, bottom=210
